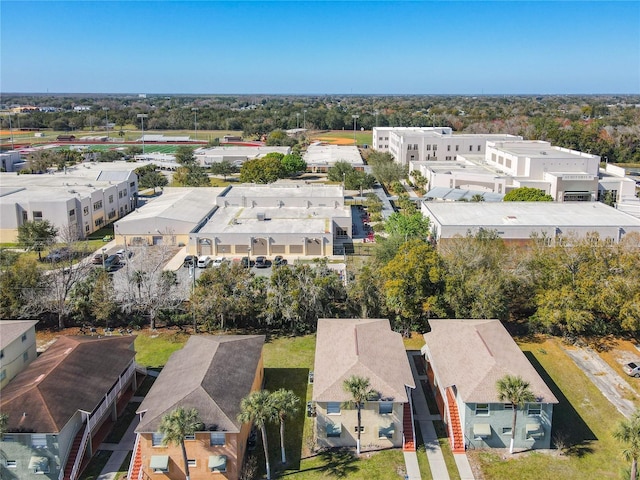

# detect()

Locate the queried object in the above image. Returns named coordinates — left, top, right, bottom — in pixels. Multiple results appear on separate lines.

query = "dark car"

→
left=241, top=256, right=251, bottom=268
left=273, top=255, right=287, bottom=266
left=104, top=254, right=121, bottom=269
left=92, top=253, right=108, bottom=265
left=183, top=255, right=197, bottom=267
left=255, top=256, right=268, bottom=268
left=44, top=248, right=73, bottom=262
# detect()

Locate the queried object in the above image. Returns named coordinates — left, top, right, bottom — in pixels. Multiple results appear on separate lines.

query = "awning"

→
left=326, top=423, right=342, bottom=436
left=28, top=456, right=49, bottom=472
left=526, top=423, right=544, bottom=438
left=150, top=455, right=169, bottom=470
left=473, top=423, right=491, bottom=438
left=208, top=455, right=227, bottom=472
left=379, top=423, right=395, bottom=438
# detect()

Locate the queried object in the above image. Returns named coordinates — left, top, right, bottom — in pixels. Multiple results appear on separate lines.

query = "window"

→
left=469, top=145, right=473, bottom=152
left=123, top=189, right=127, bottom=196
left=22, top=211, right=28, bottom=223
left=130, top=181, right=136, bottom=188
left=85, top=225, right=90, bottom=233
left=6, top=460, right=17, bottom=468
left=0, top=349, right=3, bottom=359
left=22, top=333, right=27, bottom=342
left=475, top=403, right=489, bottom=416
left=379, top=402, right=393, bottom=415
left=353, top=425, right=365, bottom=433
left=527, top=403, right=541, bottom=416
left=326, top=423, right=342, bottom=437
left=109, top=195, right=114, bottom=203
left=187, top=459, right=196, bottom=467
left=433, top=144, right=437, bottom=151
left=93, top=200, right=103, bottom=211
left=33, top=211, right=43, bottom=221
left=3, top=434, right=14, bottom=442
left=69, top=209, right=75, bottom=217
left=379, top=424, right=394, bottom=439
left=31, top=434, right=47, bottom=448
left=0, top=370, right=6, bottom=382
left=501, top=427, right=512, bottom=435
left=447, top=145, right=451, bottom=151
left=209, top=455, right=227, bottom=473
left=184, top=434, right=195, bottom=440
left=455, top=145, right=459, bottom=152
left=152, top=432, right=164, bottom=446
left=503, top=403, right=513, bottom=409
left=327, top=402, right=341, bottom=415
left=150, top=455, right=169, bottom=473
left=426, top=144, right=431, bottom=150
left=477, top=145, right=481, bottom=152
left=119, top=191, right=124, bottom=199
left=210, top=432, right=225, bottom=446
left=413, top=144, right=418, bottom=150
left=23, top=351, right=29, bottom=362
left=83, top=206, right=89, bottom=216
left=94, top=217, right=104, bottom=228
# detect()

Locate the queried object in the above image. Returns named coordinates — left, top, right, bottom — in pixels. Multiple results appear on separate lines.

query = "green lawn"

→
left=134, top=331, right=189, bottom=368
left=311, top=130, right=373, bottom=147
left=470, top=336, right=627, bottom=480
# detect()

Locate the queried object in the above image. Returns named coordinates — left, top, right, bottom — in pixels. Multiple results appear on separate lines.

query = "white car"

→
left=197, top=255, right=212, bottom=268
left=212, top=257, right=227, bottom=267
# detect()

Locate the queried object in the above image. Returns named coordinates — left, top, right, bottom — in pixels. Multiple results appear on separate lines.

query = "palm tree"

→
left=342, top=375, right=376, bottom=455
left=159, top=407, right=202, bottom=480
left=496, top=374, right=536, bottom=454
left=238, top=390, right=276, bottom=480
left=270, top=389, right=299, bottom=464
left=613, top=409, right=640, bottom=480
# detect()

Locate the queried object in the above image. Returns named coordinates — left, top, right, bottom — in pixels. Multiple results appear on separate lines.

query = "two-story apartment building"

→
left=312, top=319, right=416, bottom=452
left=0, top=320, right=38, bottom=388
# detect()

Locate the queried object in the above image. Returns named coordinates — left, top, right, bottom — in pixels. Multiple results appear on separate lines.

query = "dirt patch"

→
left=315, top=136, right=357, bottom=145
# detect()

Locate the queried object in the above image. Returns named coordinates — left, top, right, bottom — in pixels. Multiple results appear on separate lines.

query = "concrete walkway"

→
left=407, top=352, right=476, bottom=480
left=96, top=406, right=140, bottom=480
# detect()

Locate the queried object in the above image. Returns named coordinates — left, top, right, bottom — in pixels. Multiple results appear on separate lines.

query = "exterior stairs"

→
left=446, top=387, right=465, bottom=453
left=128, top=438, right=143, bottom=480
left=62, top=430, right=84, bottom=480
left=402, top=402, right=416, bottom=451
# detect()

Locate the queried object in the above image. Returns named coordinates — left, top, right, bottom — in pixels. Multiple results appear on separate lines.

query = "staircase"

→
left=62, top=430, right=84, bottom=480
left=402, top=402, right=416, bottom=452
left=445, top=387, right=465, bottom=454
left=128, top=437, right=143, bottom=480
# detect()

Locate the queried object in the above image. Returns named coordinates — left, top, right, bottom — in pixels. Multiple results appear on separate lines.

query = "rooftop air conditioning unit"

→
left=257, top=212, right=266, bottom=221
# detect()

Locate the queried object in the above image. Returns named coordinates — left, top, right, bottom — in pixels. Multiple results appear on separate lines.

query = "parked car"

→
left=197, top=255, right=212, bottom=268
left=212, top=257, right=227, bottom=267
left=104, top=254, right=121, bottom=269
left=44, top=248, right=73, bottom=262
left=273, top=255, right=287, bottom=266
left=116, top=248, right=133, bottom=259
left=241, top=256, right=251, bottom=268
left=183, top=255, right=197, bottom=267
left=92, top=253, right=107, bottom=265
left=624, top=362, right=640, bottom=377
left=255, top=256, right=268, bottom=268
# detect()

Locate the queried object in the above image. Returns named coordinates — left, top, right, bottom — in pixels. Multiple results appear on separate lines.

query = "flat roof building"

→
left=195, top=145, right=291, bottom=167
left=303, top=144, right=364, bottom=172
left=421, top=201, right=640, bottom=244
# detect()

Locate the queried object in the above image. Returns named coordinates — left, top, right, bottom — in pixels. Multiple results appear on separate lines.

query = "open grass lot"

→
left=469, top=335, right=626, bottom=480
left=310, top=130, right=373, bottom=147
left=134, top=330, right=189, bottom=368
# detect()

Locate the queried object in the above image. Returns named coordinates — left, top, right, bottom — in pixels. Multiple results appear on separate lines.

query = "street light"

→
left=137, top=114, right=148, bottom=154
left=374, top=110, right=379, bottom=127
left=103, top=107, right=109, bottom=140
left=247, top=245, right=251, bottom=269
left=192, top=107, right=198, bottom=141
left=352, top=114, right=359, bottom=146
left=101, top=247, right=106, bottom=269
left=7, top=114, right=14, bottom=150
left=303, top=109, right=307, bottom=130
left=296, top=113, right=300, bottom=129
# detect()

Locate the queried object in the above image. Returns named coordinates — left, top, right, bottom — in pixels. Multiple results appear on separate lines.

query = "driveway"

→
left=562, top=344, right=637, bottom=419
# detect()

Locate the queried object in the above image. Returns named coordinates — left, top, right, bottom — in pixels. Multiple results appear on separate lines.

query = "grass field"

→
left=470, top=335, right=627, bottom=480
left=310, top=130, right=373, bottom=147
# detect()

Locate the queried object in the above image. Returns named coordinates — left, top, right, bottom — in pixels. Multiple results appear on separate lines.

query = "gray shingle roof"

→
left=0, top=335, right=136, bottom=432
left=136, top=335, right=265, bottom=433
left=423, top=320, right=558, bottom=404
left=0, top=319, right=38, bottom=350
left=312, top=319, right=415, bottom=403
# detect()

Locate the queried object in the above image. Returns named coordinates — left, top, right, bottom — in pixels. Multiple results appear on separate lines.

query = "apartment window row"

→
left=325, top=422, right=394, bottom=439
left=93, top=200, right=103, bottom=211
left=327, top=402, right=393, bottom=415
left=94, top=217, right=104, bottom=228
left=474, top=403, right=542, bottom=416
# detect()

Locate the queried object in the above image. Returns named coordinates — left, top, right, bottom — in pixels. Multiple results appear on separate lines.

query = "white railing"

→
left=127, top=433, right=141, bottom=480
left=87, top=362, right=136, bottom=432
left=69, top=424, right=90, bottom=480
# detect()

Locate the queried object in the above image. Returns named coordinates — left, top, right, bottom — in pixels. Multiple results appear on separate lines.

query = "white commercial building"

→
left=303, top=144, right=364, bottom=173
left=191, top=183, right=351, bottom=258
left=0, top=151, right=25, bottom=172
left=195, top=146, right=291, bottom=167
left=372, top=126, right=520, bottom=166
left=0, top=162, right=138, bottom=242
left=421, top=201, right=640, bottom=245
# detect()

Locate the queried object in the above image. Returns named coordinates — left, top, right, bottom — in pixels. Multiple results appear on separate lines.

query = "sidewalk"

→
left=96, top=406, right=139, bottom=480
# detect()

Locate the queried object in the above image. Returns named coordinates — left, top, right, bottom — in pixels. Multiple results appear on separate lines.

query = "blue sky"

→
left=1, top=1, right=638, bottom=94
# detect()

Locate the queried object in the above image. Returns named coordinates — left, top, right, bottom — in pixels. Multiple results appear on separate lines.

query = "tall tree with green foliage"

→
left=210, top=159, right=239, bottom=180
left=613, top=409, right=640, bottom=480
left=281, top=153, right=306, bottom=176
left=384, top=211, right=430, bottom=240
left=172, top=164, right=210, bottom=187
left=342, top=375, right=376, bottom=455
left=238, top=390, right=277, bottom=480
left=17, top=220, right=58, bottom=260
left=240, top=154, right=285, bottom=183
left=159, top=407, right=202, bottom=480
left=175, top=145, right=196, bottom=165
left=270, top=389, right=299, bottom=464
left=138, top=170, right=168, bottom=191
left=503, top=187, right=553, bottom=202
left=496, top=375, right=536, bottom=454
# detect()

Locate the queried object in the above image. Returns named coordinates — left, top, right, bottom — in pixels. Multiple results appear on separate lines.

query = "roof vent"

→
left=257, top=212, right=266, bottom=221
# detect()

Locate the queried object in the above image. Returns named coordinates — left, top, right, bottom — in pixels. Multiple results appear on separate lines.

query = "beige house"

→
left=0, top=319, right=38, bottom=389
left=312, top=319, right=416, bottom=452
left=130, top=335, right=265, bottom=480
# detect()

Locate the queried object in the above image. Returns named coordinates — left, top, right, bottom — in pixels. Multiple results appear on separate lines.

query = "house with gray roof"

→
left=0, top=319, right=38, bottom=388
left=312, top=319, right=416, bottom=452
left=0, top=335, right=138, bottom=480
left=130, top=335, right=265, bottom=480
left=422, top=320, right=558, bottom=452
